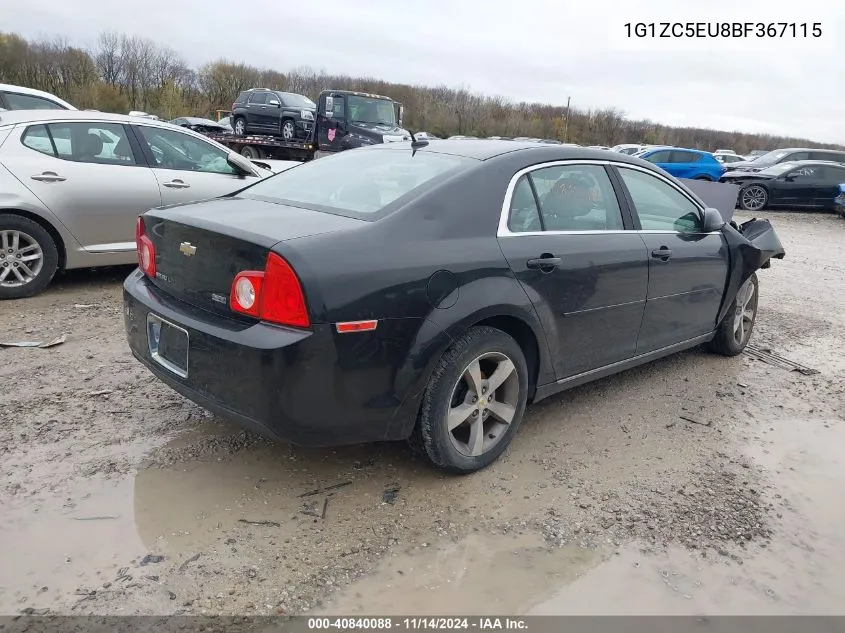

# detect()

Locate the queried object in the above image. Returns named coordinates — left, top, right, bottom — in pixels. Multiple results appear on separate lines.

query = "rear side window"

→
left=508, top=176, right=542, bottom=232
left=643, top=150, right=672, bottom=163
left=234, top=92, right=249, bottom=105
left=248, top=92, right=268, bottom=105
left=4, top=91, right=66, bottom=110
left=21, top=124, right=55, bottom=156
left=241, top=149, right=473, bottom=220
left=618, top=167, right=702, bottom=232
left=47, top=122, right=137, bottom=166
left=529, top=164, right=624, bottom=231
left=812, top=151, right=845, bottom=163
left=671, top=151, right=701, bottom=163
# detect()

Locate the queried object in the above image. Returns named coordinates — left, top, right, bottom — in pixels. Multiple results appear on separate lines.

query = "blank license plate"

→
left=147, top=314, right=189, bottom=378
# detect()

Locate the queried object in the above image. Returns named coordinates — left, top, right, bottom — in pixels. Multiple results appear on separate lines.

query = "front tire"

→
left=412, top=326, right=529, bottom=474
left=281, top=119, right=296, bottom=140
left=739, top=185, right=768, bottom=211
left=0, top=214, right=59, bottom=300
left=708, top=273, right=759, bottom=356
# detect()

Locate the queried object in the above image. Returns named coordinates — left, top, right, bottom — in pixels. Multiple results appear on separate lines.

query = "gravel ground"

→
left=1, top=210, right=843, bottom=616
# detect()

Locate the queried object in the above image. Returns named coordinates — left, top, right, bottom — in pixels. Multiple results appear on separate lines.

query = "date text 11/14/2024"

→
left=624, top=22, right=822, bottom=38
left=307, top=617, right=528, bottom=630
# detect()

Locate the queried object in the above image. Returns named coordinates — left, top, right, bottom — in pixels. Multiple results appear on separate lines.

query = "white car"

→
left=0, top=110, right=296, bottom=298
left=0, top=83, right=76, bottom=111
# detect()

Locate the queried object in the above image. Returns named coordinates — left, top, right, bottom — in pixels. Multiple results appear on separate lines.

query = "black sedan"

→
left=124, top=141, right=784, bottom=473
left=720, top=160, right=845, bottom=211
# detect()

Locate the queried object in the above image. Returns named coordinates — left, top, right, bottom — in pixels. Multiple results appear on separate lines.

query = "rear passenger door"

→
left=667, top=150, right=703, bottom=179
left=497, top=162, right=649, bottom=378
left=246, top=92, right=270, bottom=132
left=614, top=166, right=729, bottom=354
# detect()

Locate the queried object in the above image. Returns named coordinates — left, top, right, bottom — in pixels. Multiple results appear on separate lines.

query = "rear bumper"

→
left=123, top=270, right=424, bottom=446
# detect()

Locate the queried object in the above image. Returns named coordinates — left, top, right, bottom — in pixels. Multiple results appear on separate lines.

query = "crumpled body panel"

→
left=717, top=217, right=786, bottom=324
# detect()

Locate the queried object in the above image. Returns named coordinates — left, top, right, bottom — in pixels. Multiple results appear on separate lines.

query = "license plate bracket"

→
left=147, top=313, right=189, bottom=378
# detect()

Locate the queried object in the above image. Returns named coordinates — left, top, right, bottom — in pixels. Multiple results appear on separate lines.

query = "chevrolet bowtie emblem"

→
left=179, top=241, right=197, bottom=256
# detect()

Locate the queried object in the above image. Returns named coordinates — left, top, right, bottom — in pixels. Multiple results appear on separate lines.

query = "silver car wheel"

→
left=447, top=352, right=520, bottom=457
left=733, top=278, right=757, bottom=345
left=0, top=230, right=44, bottom=288
left=234, top=118, right=245, bottom=135
left=282, top=120, right=295, bottom=140
left=741, top=185, right=767, bottom=211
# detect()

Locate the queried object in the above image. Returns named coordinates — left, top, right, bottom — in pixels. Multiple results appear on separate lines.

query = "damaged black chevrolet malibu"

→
left=124, top=141, right=785, bottom=473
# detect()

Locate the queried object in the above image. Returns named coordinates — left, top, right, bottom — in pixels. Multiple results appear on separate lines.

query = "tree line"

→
left=1, top=30, right=839, bottom=153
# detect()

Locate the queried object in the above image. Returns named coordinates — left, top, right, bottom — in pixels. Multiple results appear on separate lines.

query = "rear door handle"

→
left=30, top=171, right=66, bottom=182
left=162, top=179, right=190, bottom=189
left=527, top=255, right=562, bottom=271
left=651, top=247, right=672, bottom=260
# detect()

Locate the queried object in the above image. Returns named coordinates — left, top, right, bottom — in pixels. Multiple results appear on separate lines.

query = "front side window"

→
left=241, top=148, right=472, bottom=220
left=347, top=96, right=396, bottom=127
left=46, top=122, right=137, bottom=165
left=618, top=167, right=702, bottom=232
left=4, top=92, right=66, bottom=110
left=529, top=164, right=624, bottom=231
left=136, top=125, right=236, bottom=175
left=21, top=124, right=55, bottom=156
left=783, top=151, right=810, bottom=162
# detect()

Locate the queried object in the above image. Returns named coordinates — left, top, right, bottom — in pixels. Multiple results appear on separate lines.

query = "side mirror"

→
left=226, top=152, right=256, bottom=177
left=398, top=105, right=404, bottom=127
left=268, top=99, right=280, bottom=107
left=702, top=207, right=725, bottom=232
left=324, top=95, right=334, bottom=117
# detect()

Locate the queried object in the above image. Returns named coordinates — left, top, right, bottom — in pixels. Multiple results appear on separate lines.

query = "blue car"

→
left=637, top=147, right=726, bottom=181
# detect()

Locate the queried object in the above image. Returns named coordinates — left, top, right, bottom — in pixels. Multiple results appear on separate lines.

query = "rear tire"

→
left=0, top=213, right=59, bottom=300
left=707, top=273, right=758, bottom=356
left=240, top=145, right=261, bottom=159
left=233, top=117, right=246, bottom=136
left=411, top=326, right=529, bottom=474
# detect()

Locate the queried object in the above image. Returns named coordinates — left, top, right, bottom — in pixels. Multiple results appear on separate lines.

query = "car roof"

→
left=0, top=83, right=77, bottom=110
left=773, top=160, right=845, bottom=167
left=0, top=109, right=165, bottom=126
left=369, top=139, right=664, bottom=164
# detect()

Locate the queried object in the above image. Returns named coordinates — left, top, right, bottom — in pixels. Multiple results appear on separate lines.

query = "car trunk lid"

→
left=142, top=196, right=364, bottom=319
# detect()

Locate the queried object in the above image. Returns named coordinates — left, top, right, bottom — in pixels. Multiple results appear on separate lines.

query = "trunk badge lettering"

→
left=179, top=242, right=197, bottom=256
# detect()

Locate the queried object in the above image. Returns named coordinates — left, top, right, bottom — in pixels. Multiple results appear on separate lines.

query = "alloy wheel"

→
left=234, top=119, right=245, bottom=135
left=446, top=352, right=520, bottom=457
left=741, top=186, right=767, bottom=211
left=282, top=121, right=295, bottom=140
left=0, top=230, right=44, bottom=287
left=733, top=278, right=757, bottom=345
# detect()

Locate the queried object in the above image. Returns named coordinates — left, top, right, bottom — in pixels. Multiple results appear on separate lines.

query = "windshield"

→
left=750, top=150, right=791, bottom=166
left=282, top=93, right=316, bottom=109
left=240, top=148, right=472, bottom=220
left=348, top=96, right=397, bottom=127
left=758, top=162, right=798, bottom=176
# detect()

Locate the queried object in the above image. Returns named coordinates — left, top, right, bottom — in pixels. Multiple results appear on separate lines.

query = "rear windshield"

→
left=239, top=148, right=474, bottom=220
left=282, top=93, right=316, bottom=109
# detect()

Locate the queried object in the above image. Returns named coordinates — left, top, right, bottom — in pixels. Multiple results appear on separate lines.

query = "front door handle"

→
left=31, top=171, right=66, bottom=182
left=527, top=255, right=562, bottom=272
left=162, top=179, right=190, bottom=189
left=651, top=247, right=672, bottom=261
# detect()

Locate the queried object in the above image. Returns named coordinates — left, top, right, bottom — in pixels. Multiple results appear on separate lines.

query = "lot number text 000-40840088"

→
left=624, top=22, right=822, bottom=38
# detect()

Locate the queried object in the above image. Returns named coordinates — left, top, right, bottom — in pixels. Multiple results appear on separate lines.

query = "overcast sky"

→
left=4, top=0, right=843, bottom=143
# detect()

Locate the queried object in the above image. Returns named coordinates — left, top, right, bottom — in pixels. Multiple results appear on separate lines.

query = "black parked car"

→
left=231, top=88, right=316, bottom=140
left=723, top=147, right=845, bottom=173
left=721, top=160, right=845, bottom=211
left=124, top=142, right=784, bottom=473
left=168, top=117, right=230, bottom=134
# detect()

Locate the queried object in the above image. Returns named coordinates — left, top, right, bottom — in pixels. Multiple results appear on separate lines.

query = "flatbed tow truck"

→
left=202, top=89, right=410, bottom=162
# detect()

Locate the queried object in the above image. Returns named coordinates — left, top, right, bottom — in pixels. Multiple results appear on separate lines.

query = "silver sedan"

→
left=0, top=110, right=291, bottom=299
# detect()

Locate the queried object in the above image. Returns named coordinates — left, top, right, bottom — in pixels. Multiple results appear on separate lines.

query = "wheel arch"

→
left=0, top=207, right=66, bottom=270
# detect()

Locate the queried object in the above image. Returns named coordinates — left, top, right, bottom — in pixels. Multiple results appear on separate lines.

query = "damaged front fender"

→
left=717, top=217, right=786, bottom=325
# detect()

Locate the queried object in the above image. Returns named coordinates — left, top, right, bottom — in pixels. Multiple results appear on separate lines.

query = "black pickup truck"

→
left=205, top=89, right=410, bottom=162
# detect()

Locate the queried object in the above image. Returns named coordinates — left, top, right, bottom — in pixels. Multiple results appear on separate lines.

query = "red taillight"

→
left=135, top=216, right=156, bottom=277
left=229, top=253, right=310, bottom=328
